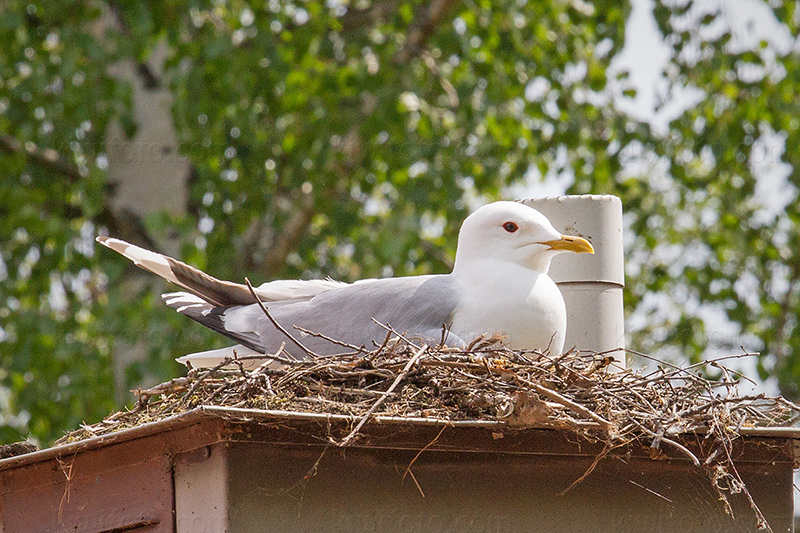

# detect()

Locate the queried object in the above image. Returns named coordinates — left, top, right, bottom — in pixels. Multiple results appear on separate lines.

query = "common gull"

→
left=97, top=201, right=593, bottom=367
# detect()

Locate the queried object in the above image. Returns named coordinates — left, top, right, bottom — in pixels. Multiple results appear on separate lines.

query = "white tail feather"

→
left=253, top=279, right=348, bottom=301
left=175, top=344, right=285, bottom=370
left=96, top=237, right=181, bottom=286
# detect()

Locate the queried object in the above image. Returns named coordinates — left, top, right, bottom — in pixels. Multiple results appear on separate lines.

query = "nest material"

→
left=58, top=333, right=798, bottom=532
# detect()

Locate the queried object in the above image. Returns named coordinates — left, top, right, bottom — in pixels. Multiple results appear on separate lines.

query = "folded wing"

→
left=98, top=237, right=464, bottom=365
left=163, top=274, right=464, bottom=360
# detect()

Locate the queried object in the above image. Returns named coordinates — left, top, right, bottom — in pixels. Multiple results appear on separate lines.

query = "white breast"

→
left=450, top=261, right=567, bottom=354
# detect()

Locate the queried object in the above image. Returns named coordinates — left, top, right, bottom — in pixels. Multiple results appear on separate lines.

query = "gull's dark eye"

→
left=503, top=221, right=519, bottom=233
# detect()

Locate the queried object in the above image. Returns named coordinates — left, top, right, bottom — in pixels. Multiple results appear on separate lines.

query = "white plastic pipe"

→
left=522, top=195, right=626, bottom=366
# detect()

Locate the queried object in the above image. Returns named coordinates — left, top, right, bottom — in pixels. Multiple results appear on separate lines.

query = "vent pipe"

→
left=523, top=195, right=626, bottom=367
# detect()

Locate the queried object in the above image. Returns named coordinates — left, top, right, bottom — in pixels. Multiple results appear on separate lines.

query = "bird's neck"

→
left=451, top=258, right=549, bottom=286
left=452, top=255, right=554, bottom=277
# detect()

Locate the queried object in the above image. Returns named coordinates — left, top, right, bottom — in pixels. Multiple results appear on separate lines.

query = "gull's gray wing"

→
left=164, top=274, right=464, bottom=358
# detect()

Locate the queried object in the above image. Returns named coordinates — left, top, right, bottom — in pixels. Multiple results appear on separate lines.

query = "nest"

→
left=58, top=330, right=798, bottom=532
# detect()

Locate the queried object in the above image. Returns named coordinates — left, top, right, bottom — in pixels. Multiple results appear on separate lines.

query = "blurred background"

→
left=0, top=0, right=798, bottom=446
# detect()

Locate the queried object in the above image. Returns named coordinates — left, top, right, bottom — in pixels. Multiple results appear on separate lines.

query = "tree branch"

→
left=95, top=204, right=160, bottom=251
left=258, top=191, right=315, bottom=279
left=107, top=0, right=162, bottom=89
left=394, top=0, right=463, bottom=63
left=0, top=134, right=83, bottom=181
left=420, top=239, right=454, bottom=270
left=772, top=260, right=800, bottom=371
left=0, top=134, right=159, bottom=251
left=340, top=0, right=403, bottom=32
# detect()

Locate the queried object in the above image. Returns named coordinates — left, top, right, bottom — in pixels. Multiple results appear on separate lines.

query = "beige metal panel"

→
left=175, top=444, right=230, bottom=533
left=225, top=440, right=793, bottom=533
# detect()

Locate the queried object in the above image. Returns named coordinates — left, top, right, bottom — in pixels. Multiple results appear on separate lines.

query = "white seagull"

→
left=97, top=201, right=593, bottom=367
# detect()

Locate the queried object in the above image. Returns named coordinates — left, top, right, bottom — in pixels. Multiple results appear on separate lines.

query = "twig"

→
left=226, top=352, right=310, bottom=366
left=628, top=479, right=674, bottom=504
left=370, top=318, right=424, bottom=351
left=293, top=325, right=367, bottom=354
left=245, top=277, right=320, bottom=359
left=373, top=328, right=394, bottom=353
left=712, top=422, right=773, bottom=533
left=180, top=356, right=237, bottom=406
left=625, top=413, right=700, bottom=466
left=336, top=345, right=428, bottom=446
left=560, top=444, right=612, bottom=495
left=403, top=425, right=447, bottom=485
left=514, top=376, right=612, bottom=431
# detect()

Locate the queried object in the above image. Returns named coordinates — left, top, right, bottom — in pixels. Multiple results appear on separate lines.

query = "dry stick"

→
left=560, top=443, right=612, bottom=496
left=438, top=323, right=453, bottom=348
left=403, top=425, right=448, bottom=497
left=624, top=413, right=700, bottom=466
left=232, top=352, right=248, bottom=378
left=627, top=349, right=700, bottom=378
left=136, top=376, right=191, bottom=398
left=316, top=384, right=396, bottom=398
left=709, top=360, right=736, bottom=386
left=720, top=366, right=757, bottom=388
left=370, top=318, right=424, bottom=351
left=336, top=345, right=428, bottom=447
left=234, top=352, right=310, bottom=366
left=243, top=344, right=282, bottom=397
left=712, top=422, right=773, bottom=533
left=683, top=352, right=761, bottom=372
left=180, top=356, right=236, bottom=406
left=205, top=380, right=235, bottom=404
left=252, top=342, right=286, bottom=376
left=373, top=329, right=395, bottom=353
left=178, top=347, right=296, bottom=406
left=292, top=325, right=367, bottom=354
left=630, top=350, right=756, bottom=388
left=269, top=446, right=330, bottom=498
left=405, top=467, right=426, bottom=498
left=514, top=376, right=612, bottom=431
left=466, top=334, right=489, bottom=351
left=777, top=396, right=800, bottom=413
left=628, top=479, right=674, bottom=504
left=245, top=277, right=321, bottom=359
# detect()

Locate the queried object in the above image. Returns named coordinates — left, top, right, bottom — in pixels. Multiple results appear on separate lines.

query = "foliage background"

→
left=1, top=0, right=798, bottom=444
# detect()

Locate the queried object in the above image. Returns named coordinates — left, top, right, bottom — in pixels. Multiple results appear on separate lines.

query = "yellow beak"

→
left=542, top=235, right=594, bottom=254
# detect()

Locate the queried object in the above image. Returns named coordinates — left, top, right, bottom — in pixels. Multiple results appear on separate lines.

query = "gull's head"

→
left=453, top=201, right=594, bottom=274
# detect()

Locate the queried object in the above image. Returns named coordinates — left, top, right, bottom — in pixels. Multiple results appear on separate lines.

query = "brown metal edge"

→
left=0, top=408, right=212, bottom=471
left=210, top=409, right=797, bottom=464
left=2, top=406, right=798, bottom=471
